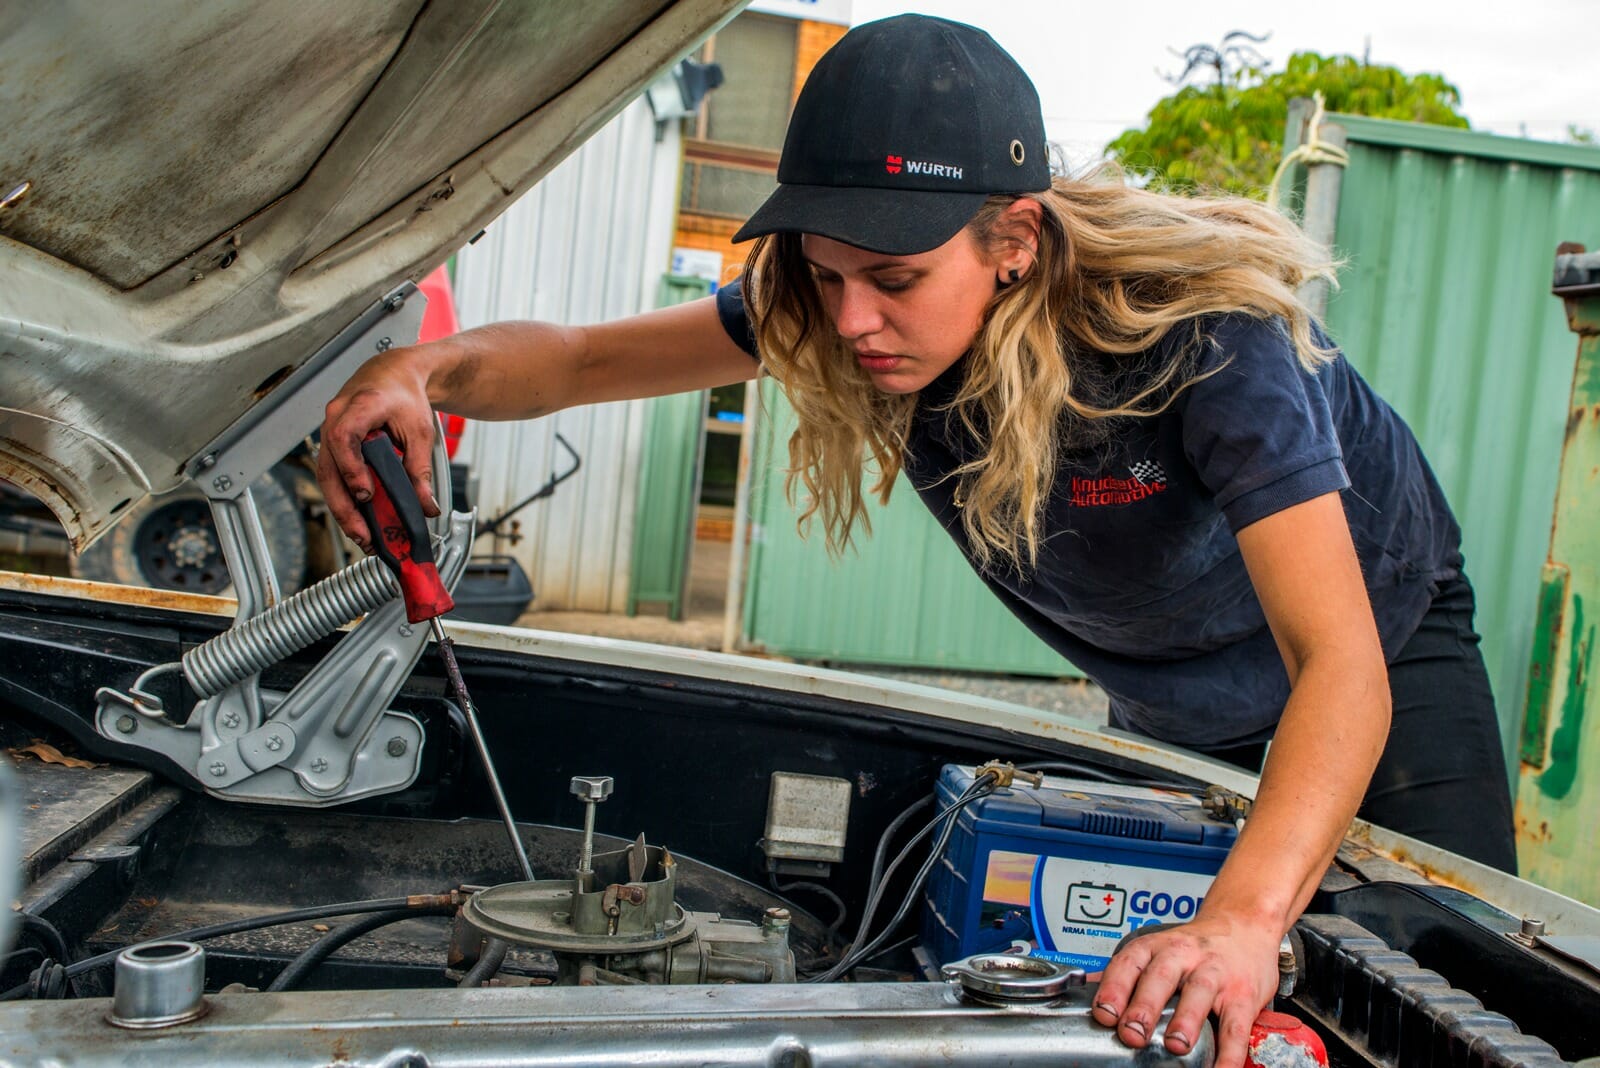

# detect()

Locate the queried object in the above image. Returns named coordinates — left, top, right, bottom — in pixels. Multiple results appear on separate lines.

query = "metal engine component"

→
left=760, top=771, right=851, bottom=875
left=89, top=286, right=478, bottom=809
left=461, top=790, right=795, bottom=986
left=570, top=775, right=614, bottom=873
left=462, top=839, right=795, bottom=985
left=3, top=981, right=1216, bottom=1066
left=110, top=942, right=208, bottom=1029
left=940, top=952, right=1085, bottom=1004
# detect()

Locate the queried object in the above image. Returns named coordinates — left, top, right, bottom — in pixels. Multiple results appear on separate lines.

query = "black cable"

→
left=1016, top=761, right=1184, bottom=790
left=767, top=875, right=848, bottom=943
left=829, top=781, right=992, bottom=978
left=867, top=795, right=933, bottom=894
left=808, top=772, right=997, bottom=983
left=14, top=915, right=74, bottom=999
left=853, top=931, right=918, bottom=969
left=2, top=894, right=441, bottom=1001
left=459, top=937, right=509, bottom=988
left=794, top=793, right=930, bottom=972
left=266, top=906, right=452, bottom=993
left=16, top=914, right=70, bottom=965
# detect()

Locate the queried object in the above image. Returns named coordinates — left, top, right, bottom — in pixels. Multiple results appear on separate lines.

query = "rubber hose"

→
left=459, top=937, right=509, bottom=988
left=16, top=914, right=70, bottom=964
left=267, top=906, right=452, bottom=993
left=1, top=895, right=436, bottom=1001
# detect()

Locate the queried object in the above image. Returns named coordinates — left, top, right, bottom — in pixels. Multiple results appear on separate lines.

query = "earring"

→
left=1008, top=269, right=1020, bottom=283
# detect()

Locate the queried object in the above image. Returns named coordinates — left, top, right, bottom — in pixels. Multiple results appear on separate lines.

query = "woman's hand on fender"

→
left=1090, top=909, right=1281, bottom=1068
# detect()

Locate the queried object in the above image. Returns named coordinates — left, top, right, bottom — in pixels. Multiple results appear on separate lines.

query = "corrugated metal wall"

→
left=1318, top=115, right=1600, bottom=765
left=453, top=99, right=682, bottom=613
left=741, top=114, right=1600, bottom=722
left=742, top=382, right=1080, bottom=675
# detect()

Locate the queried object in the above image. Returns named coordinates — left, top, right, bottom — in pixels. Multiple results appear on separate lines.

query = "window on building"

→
left=702, top=14, right=796, bottom=150
left=679, top=13, right=797, bottom=220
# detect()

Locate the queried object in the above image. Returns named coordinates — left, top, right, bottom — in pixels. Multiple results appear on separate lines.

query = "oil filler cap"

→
left=109, top=941, right=208, bottom=1029
left=940, top=952, right=1085, bottom=1003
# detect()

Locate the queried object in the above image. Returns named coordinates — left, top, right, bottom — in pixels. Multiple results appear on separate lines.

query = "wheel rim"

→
left=136, top=499, right=229, bottom=594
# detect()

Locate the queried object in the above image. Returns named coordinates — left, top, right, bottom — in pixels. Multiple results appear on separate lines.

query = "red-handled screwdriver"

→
left=358, top=430, right=534, bottom=882
left=356, top=431, right=454, bottom=623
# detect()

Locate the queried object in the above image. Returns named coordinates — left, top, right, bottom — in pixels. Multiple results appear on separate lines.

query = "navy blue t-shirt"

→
left=716, top=280, right=1462, bottom=747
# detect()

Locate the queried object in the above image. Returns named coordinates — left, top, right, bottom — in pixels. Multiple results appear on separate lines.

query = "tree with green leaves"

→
left=1107, top=42, right=1470, bottom=198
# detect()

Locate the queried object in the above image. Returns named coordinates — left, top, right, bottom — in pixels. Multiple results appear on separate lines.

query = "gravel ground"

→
left=815, top=663, right=1109, bottom=727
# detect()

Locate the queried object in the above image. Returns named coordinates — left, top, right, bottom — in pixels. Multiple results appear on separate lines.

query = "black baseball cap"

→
left=732, top=14, right=1050, bottom=256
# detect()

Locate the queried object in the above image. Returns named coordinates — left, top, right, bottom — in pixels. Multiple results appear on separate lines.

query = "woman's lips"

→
left=856, top=352, right=903, bottom=372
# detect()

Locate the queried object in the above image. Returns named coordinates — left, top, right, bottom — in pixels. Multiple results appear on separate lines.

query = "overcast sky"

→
left=848, top=0, right=1599, bottom=167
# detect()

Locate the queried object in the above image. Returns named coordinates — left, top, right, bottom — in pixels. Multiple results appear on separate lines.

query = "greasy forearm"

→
left=1199, top=650, right=1391, bottom=933
left=416, top=320, right=588, bottom=421
left=411, top=297, right=758, bottom=419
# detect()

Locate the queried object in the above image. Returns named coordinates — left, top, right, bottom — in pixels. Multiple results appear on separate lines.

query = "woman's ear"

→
left=994, top=198, right=1043, bottom=284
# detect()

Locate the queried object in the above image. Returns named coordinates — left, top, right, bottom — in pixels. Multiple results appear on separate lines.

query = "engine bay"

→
left=3, top=581, right=1597, bottom=1066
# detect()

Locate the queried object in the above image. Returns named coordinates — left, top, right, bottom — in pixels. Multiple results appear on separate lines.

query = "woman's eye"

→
left=875, top=277, right=913, bottom=293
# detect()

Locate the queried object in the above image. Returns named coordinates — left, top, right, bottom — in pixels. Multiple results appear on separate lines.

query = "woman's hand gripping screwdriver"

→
left=358, top=431, right=535, bottom=882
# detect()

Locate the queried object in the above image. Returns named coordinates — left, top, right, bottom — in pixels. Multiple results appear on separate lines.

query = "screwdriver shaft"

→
left=431, top=618, right=534, bottom=882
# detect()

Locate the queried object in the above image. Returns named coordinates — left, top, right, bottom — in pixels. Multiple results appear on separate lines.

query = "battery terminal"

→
left=1202, top=785, right=1252, bottom=824
left=975, top=761, right=1044, bottom=790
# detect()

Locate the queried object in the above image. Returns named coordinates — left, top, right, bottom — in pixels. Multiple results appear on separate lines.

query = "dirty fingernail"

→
left=354, top=489, right=371, bottom=502
left=1166, top=1030, right=1189, bottom=1050
left=1123, top=1019, right=1146, bottom=1038
left=1094, top=1001, right=1118, bottom=1017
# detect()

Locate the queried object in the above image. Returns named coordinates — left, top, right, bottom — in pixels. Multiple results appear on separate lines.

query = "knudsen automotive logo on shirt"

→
left=1070, top=462, right=1169, bottom=507
left=885, top=154, right=963, bottom=180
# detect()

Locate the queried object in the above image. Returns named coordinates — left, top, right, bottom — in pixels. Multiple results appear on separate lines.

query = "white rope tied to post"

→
left=1267, top=91, right=1350, bottom=208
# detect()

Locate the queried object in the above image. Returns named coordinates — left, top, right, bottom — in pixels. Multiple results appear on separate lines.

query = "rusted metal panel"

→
left=0, top=569, right=237, bottom=618
left=1521, top=563, right=1572, bottom=766
left=1515, top=249, right=1600, bottom=902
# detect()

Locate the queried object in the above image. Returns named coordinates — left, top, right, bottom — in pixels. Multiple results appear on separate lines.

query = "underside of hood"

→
left=0, top=0, right=745, bottom=550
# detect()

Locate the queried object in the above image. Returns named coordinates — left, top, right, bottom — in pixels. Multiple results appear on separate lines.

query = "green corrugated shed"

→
left=1316, top=115, right=1600, bottom=768
left=741, top=112, right=1600, bottom=758
left=742, top=383, right=1079, bottom=675
left=628, top=274, right=714, bottom=619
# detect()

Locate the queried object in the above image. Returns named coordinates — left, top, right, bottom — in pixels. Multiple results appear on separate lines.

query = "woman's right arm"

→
left=316, top=294, right=757, bottom=547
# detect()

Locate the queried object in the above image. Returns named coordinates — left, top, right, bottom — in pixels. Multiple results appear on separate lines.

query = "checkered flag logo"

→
left=1129, top=460, right=1167, bottom=485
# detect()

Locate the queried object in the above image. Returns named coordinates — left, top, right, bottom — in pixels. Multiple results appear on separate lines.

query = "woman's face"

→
left=800, top=228, right=1001, bottom=394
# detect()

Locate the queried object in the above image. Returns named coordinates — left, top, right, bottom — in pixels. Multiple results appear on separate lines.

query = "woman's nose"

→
left=832, top=281, right=884, bottom=340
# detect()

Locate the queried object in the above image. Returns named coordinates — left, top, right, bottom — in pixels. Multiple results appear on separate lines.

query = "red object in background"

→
left=1247, top=1011, right=1328, bottom=1067
left=417, top=264, right=467, bottom=460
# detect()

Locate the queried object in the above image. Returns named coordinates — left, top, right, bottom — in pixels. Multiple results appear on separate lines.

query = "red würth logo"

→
left=885, top=155, right=903, bottom=174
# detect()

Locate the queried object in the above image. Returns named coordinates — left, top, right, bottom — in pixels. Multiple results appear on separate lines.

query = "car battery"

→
left=922, top=764, right=1240, bottom=970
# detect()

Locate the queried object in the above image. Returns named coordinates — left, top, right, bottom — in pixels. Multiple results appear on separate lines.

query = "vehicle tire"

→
left=72, top=469, right=308, bottom=596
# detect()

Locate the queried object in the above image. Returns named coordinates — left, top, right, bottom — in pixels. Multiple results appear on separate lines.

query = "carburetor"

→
left=453, top=775, right=795, bottom=986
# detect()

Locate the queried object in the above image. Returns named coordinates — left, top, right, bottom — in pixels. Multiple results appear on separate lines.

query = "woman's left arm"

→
left=1091, top=490, right=1391, bottom=1068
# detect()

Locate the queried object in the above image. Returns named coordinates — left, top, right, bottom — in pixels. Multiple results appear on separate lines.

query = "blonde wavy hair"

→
left=745, top=172, right=1337, bottom=572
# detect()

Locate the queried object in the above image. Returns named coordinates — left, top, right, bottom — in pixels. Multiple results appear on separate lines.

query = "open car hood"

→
left=0, top=0, right=744, bottom=551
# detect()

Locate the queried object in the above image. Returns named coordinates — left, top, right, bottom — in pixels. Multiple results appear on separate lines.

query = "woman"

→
left=318, top=15, right=1514, bottom=1067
